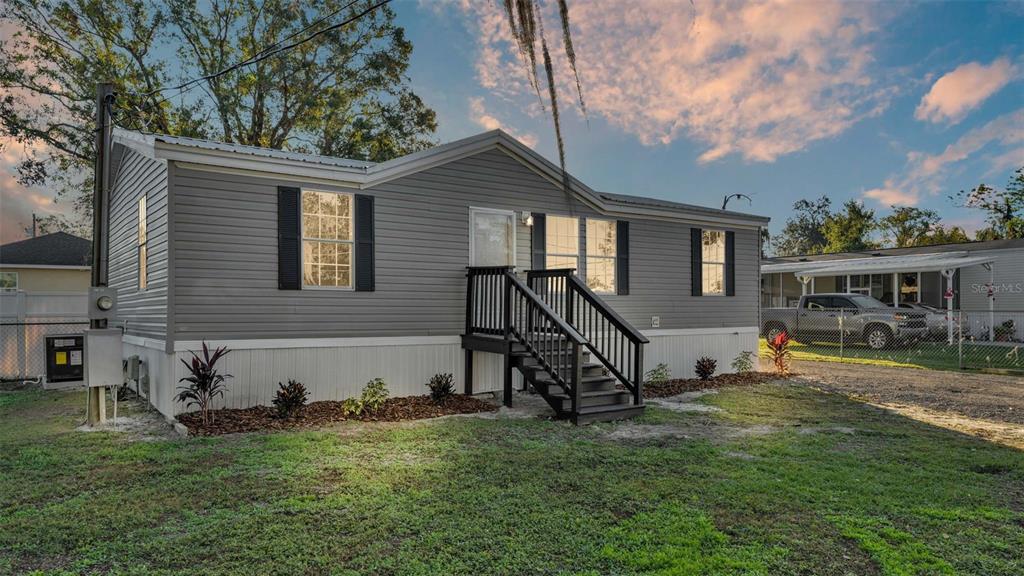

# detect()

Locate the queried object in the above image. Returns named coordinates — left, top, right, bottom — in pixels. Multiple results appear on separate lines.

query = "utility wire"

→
left=121, top=0, right=390, bottom=130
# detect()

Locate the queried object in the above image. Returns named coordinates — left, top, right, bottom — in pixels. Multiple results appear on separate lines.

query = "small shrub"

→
left=175, top=341, right=231, bottom=425
left=766, top=331, right=792, bottom=376
left=273, top=379, right=309, bottom=419
left=426, top=373, right=455, bottom=403
left=645, top=363, right=671, bottom=386
left=694, top=356, right=717, bottom=380
left=731, top=351, right=755, bottom=373
left=342, top=378, right=389, bottom=416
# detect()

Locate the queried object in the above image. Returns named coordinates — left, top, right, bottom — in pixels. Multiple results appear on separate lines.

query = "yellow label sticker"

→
left=55, top=351, right=67, bottom=365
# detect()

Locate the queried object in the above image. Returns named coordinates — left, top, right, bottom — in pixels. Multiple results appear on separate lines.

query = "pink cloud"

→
left=460, top=0, right=895, bottom=163
left=863, top=109, right=1024, bottom=207
left=468, top=97, right=539, bottom=148
left=0, top=137, right=71, bottom=244
left=864, top=184, right=919, bottom=206
left=915, top=58, right=1017, bottom=125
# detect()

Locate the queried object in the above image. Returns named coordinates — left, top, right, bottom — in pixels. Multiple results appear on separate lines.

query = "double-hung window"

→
left=701, top=229, right=725, bottom=295
left=586, top=219, right=616, bottom=293
left=138, top=195, right=147, bottom=290
left=546, top=215, right=579, bottom=271
left=302, top=190, right=354, bottom=289
left=0, top=271, right=18, bottom=291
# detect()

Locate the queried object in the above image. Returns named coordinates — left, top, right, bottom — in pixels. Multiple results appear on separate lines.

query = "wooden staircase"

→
left=462, top=267, right=648, bottom=424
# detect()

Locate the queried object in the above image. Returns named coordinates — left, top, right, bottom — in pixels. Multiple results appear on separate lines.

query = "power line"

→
left=122, top=0, right=389, bottom=131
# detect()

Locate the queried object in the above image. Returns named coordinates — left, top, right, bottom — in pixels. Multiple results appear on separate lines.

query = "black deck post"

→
left=464, top=349, right=474, bottom=395
left=503, top=348, right=513, bottom=407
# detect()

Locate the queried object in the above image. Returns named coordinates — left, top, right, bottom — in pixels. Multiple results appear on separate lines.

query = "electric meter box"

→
left=85, top=328, right=123, bottom=388
left=45, top=334, right=84, bottom=383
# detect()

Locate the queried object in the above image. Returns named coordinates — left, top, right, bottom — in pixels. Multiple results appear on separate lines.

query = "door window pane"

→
left=586, top=219, right=616, bottom=293
left=472, top=211, right=514, bottom=266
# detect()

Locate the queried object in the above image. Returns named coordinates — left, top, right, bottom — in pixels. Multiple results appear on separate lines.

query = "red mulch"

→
left=643, top=371, right=788, bottom=399
left=178, top=394, right=497, bottom=436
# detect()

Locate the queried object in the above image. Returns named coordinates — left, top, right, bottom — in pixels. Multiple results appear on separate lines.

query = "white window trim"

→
left=468, top=206, right=517, bottom=267
left=585, top=217, right=617, bottom=294
left=301, top=188, right=355, bottom=291
left=0, top=271, right=18, bottom=291
left=545, top=213, right=580, bottom=272
left=701, top=229, right=726, bottom=296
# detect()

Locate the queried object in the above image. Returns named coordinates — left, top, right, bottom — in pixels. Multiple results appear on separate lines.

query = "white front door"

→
left=470, top=208, right=516, bottom=267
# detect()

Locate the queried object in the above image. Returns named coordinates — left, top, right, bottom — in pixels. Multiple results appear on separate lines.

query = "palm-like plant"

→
left=176, top=342, right=232, bottom=424
left=766, top=332, right=792, bottom=376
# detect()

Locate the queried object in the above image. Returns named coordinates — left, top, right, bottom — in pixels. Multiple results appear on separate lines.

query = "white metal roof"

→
left=761, top=252, right=995, bottom=276
left=112, top=128, right=770, bottom=228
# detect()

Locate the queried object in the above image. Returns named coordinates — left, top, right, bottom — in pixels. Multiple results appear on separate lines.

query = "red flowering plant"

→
left=766, top=331, right=792, bottom=376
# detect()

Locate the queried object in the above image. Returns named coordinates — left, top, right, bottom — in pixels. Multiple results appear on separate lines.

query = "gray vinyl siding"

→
left=170, top=148, right=759, bottom=340
left=109, top=144, right=169, bottom=340
left=961, top=248, right=1024, bottom=310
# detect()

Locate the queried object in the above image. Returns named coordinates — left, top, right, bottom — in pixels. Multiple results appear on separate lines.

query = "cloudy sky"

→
left=1, top=0, right=1022, bottom=244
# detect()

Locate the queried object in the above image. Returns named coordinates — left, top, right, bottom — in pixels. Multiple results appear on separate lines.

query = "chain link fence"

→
left=760, top=306, right=1024, bottom=374
left=0, top=321, right=91, bottom=383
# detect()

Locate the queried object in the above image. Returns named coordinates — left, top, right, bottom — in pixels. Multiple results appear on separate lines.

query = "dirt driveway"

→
left=791, top=361, right=1024, bottom=449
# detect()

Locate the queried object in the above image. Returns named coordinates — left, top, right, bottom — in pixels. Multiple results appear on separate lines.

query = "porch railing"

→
left=466, top=266, right=587, bottom=412
left=527, top=269, right=648, bottom=405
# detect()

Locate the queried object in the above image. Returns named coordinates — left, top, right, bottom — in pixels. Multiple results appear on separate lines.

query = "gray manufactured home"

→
left=109, top=129, right=768, bottom=422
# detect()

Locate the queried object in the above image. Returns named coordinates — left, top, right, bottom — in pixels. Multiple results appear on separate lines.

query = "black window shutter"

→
left=616, top=220, right=629, bottom=295
left=355, top=194, right=375, bottom=292
left=531, top=213, right=546, bottom=270
left=690, top=227, right=702, bottom=297
left=277, top=186, right=301, bottom=290
left=725, top=231, right=736, bottom=296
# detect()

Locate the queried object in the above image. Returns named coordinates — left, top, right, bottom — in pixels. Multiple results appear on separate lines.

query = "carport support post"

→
left=986, top=263, right=995, bottom=342
left=942, top=268, right=955, bottom=345
left=797, top=275, right=811, bottom=295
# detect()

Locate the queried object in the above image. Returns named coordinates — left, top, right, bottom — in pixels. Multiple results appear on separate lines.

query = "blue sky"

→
left=396, top=0, right=1023, bottom=240
left=1, top=0, right=1021, bottom=244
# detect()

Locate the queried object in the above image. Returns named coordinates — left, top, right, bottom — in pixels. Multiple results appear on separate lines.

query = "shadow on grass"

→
left=1, top=383, right=1022, bottom=575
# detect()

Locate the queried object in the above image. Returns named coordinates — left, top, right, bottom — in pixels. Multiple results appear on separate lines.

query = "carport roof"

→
left=761, top=252, right=996, bottom=277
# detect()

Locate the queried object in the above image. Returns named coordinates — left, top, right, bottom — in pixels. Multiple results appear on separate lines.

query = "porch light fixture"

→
left=521, top=211, right=534, bottom=227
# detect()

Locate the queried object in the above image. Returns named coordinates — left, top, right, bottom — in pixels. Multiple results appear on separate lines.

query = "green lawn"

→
left=759, top=338, right=1024, bottom=374
left=1, top=385, right=1022, bottom=575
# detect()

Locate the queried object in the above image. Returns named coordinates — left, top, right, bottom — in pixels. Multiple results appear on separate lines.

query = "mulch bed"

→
left=178, top=394, right=497, bottom=436
left=643, top=371, right=788, bottom=399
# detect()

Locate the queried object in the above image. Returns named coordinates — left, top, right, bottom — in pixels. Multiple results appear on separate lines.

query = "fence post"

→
left=839, top=308, right=844, bottom=360
left=15, top=291, right=26, bottom=379
left=958, top=310, right=964, bottom=370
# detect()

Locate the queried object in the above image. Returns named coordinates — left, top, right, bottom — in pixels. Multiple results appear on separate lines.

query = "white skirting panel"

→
left=170, top=338, right=469, bottom=416
left=131, top=329, right=757, bottom=418
left=122, top=338, right=176, bottom=418
left=642, top=327, right=759, bottom=379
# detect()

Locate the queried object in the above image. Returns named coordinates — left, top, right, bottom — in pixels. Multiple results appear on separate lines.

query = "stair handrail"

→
left=504, top=270, right=587, bottom=413
left=527, top=269, right=648, bottom=405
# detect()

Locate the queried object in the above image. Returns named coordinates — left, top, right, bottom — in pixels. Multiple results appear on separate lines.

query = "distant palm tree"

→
left=502, top=0, right=586, bottom=191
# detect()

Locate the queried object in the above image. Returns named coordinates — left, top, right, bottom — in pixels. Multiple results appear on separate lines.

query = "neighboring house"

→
left=761, top=239, right=1020, bottom=339
left=0, top=232, right=91, bottom=382
left=109, top=128, right=768, bottom=421
left=0, top=232, right=91, bottom=293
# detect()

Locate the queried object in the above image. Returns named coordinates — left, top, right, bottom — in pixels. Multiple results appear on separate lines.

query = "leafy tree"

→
left=822, top=200, right=877, bottom=253
left=1, top=0, right=437, bottom=234
left=952, top=167, right=1024, bottom=240
left=878, top=206, right=940, bottom=248
left=917, top=224, right=970, bottom=246
left=770, top=196, right=832, bottom=256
